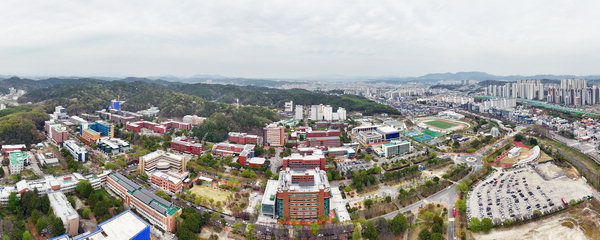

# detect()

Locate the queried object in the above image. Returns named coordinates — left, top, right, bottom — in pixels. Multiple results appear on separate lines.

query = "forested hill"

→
left=10, top=77, right=399, bottom=115
left=171, top=84, right=399, bottom=115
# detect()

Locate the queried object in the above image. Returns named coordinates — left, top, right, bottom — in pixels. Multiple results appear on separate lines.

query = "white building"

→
left=294, top=105, right=304, bottom=120
left=63, top=140, right=88, bottom=162
left=284, top=101, right=294, bottom=112
left=49, top=191, right=80, bottom=236
left=9, top=151, right=28, bottom=175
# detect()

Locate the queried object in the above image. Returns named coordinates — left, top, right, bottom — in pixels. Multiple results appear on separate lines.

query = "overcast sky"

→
left=2, top=0, right=600, bottom=79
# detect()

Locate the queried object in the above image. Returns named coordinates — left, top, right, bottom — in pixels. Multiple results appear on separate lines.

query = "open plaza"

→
left=467, top=162, right=594, bottom=224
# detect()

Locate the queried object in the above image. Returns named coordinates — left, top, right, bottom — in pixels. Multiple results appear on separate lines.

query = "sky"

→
left=2, top=0, right=600, bottom=79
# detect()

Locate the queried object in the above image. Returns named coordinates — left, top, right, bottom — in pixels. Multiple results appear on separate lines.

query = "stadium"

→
left=414, top=117, right=470, bottom=133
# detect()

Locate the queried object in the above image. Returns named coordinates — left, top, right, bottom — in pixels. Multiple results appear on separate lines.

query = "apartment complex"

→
left=106, top=172, right=181, bottom=232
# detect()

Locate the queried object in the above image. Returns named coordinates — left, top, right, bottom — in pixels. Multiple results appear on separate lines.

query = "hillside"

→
left=171, top=83, right=399, bottom=115
left=9, top=77, right=399, bottom=115
left=19, top=81, right=279, bottom=142
left=0, top=107, right=49, bottom=145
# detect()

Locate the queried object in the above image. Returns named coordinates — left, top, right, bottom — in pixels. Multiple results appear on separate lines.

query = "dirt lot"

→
left=189, top=185, right=232, bottom=203
left=473, top=199, right=600, bottom=240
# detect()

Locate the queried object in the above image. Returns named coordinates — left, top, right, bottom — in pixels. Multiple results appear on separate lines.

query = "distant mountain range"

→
left=2, top=71, right=600, bottom=87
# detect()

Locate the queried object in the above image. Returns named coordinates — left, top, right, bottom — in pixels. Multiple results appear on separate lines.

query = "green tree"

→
left=82, top=208, right=91, bottom=219
left=241, top=169, right=257, bottom=179
left=51, top=216, right=66, bottom=236
left=364, top=199, right=374, bottom=209
left=40, top=194, right=50, bottom=214
left=431, top=233, right=444, bottom=240
left=419, top=229, right=431, bottom=240
left=455, top=199, right=467, bottom=212
left=481, top=218, right=493, bottom=232
left=363, top=221, right=379, bottom=240
left=353, top=223, right=363, bottom=240
left=7, top=192, right=19, bottom=213
left=36, top=218, right=47, bottom=233
left=456, top=181, right=468, bottom=192
left=469, top=217, right=482, bottom=232
left=344, top=186, right=353, bottom=192
left=22, top=231, right=32, bottom=240
left=389, top=214, right=408, bottom=235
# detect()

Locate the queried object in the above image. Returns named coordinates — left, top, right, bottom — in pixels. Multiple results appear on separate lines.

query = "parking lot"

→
left=467, top=162, right=594, bottom=224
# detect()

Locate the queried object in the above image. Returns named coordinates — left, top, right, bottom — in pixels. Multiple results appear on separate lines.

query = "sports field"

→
left=189, top=185, right=231, bottom=203
left=424, top=120, right=459, bottom=129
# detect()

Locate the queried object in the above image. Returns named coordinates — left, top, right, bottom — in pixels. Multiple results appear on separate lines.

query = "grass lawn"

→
left=425, top=120, right=459, bottom=129
left=189, top=185, right=232, bottom=203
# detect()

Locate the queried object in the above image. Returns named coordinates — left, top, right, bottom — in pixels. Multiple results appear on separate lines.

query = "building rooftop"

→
left=109, top=172, right=179, bottom=216
left=48, top=191, right=79, bottom=222
left=261, top=180, right=279, bottom=206
left=73, top=210, right=149, bottom=240
left=277, top=168, right=330, bottom=193
left=9, top=151, right=27, bottom=165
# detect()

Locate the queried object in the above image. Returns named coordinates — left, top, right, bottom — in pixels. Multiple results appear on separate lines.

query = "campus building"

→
left=98, top=138, right=131, bottom=154
left=45, top=121, right=69, bottom=144
left=106, top=172, right=181, bottom=232
left=170, top=137, right=203, bottom=155
left=283, top=152, right=326, bottom=170
left=373, top=140, right=411, bottom=158
left=50, top=210, right=151, bottom=240
left=213, top=143, right=255, bottom=165
left=138, top=151, right=188, bottom=193
left=125, top=120, right=191, bottom=135
left=272, top=168, right=332, bottom=222
left=229, top=132, right=262, bottom=145
left=1, top=144, right=26, bottom=157
left=81, top=128, right=101, bottom=143
left=64, top=140, right=88, bottom=162
left=264, top=125, right=285, bottom=147
left=84, top=121, right=114, bottom=138
left=48, top=191, right=80, bottom=236
left=9, top=151, right=28, bottom=174
left=305, top=129, right=341, bottom=147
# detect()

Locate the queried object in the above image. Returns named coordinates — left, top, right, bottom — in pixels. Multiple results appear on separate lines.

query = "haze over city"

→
left=2, top=0, right=600, bottom=78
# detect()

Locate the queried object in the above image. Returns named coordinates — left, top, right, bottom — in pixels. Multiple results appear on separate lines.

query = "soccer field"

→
left=424, top=120, right=459, bottom=129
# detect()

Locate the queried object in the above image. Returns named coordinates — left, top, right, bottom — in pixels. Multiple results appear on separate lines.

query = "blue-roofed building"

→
left=49, top=209, right=150, bottom=240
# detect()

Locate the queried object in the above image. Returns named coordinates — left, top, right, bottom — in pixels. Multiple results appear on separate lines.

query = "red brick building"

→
left=274, top=168, right=331, bottom=222
left=283, top=153, right=326, bottom=170
left=228, top=132, right=262, bottom=145
left=170, top=137, right=203, bottom=155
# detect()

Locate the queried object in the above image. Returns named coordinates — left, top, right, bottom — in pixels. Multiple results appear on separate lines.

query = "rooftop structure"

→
left=1, top=144, right=26, bottom=156
left=51, top=210, right=151, bottom=240
left=106, top=172, right=180, bottom=232
left=138, top=150, right=186, bottom=174
left=49, top=191, right=80, bottom=236
left=275, top=168, right=332, bottom=221
left=98, top=138, right=130, bottom=155
left=9, top=151, right=28, bottom=175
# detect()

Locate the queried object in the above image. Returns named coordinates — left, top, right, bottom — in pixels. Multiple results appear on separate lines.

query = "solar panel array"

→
left=110, top=172, right=176, bottom=216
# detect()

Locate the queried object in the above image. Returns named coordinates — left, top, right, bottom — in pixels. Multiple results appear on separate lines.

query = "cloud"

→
left=1, top=0, right=600, bottom=78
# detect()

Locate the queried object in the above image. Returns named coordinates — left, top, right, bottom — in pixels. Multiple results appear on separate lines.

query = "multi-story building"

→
left=9, top=151, right=27, bottom=175
left=1, top=144, right=26, bottom=157
left=182, top=115, right=206, bottom=126
left=373, top=140, right=411, bottom=157
left=264, top=125, right=285, bottom=147
left=106, top=172, right=181, bottom=232
left=126, top=120, right=191, bottom=134
left=284, top=101, right=294, bottom=112
left=98, top=138, right=131, bottom=154
left=138, top=150, right=186, bottom=175
left=283, top=152, right=326, bottom=170
left=150, top=171, right=184, bottom=193
left=48, top=191, right=80, bottom=236
left=272, top=168, right=331, bottom=222
left=81, top=128, right=101, bottom=143
left=306, top=136, right=341, bottom=147
left=213, top=143, right=255, bottom=165
left=63, top=140, right=88, bottom=162
left=52, top=106, right=68, bottom=120
left=45, top=121, right=69, bottom=144
left=51, top=209, right=151, bottom=240
left=170, top=137, right=203, bottom=155
left=294, top=105, right=304, bottom=120
left=228, top=132, right=262, bottom=145
left=309, top=105, right=346, bottom=121
left=84, top=121, right=114, bottom=138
